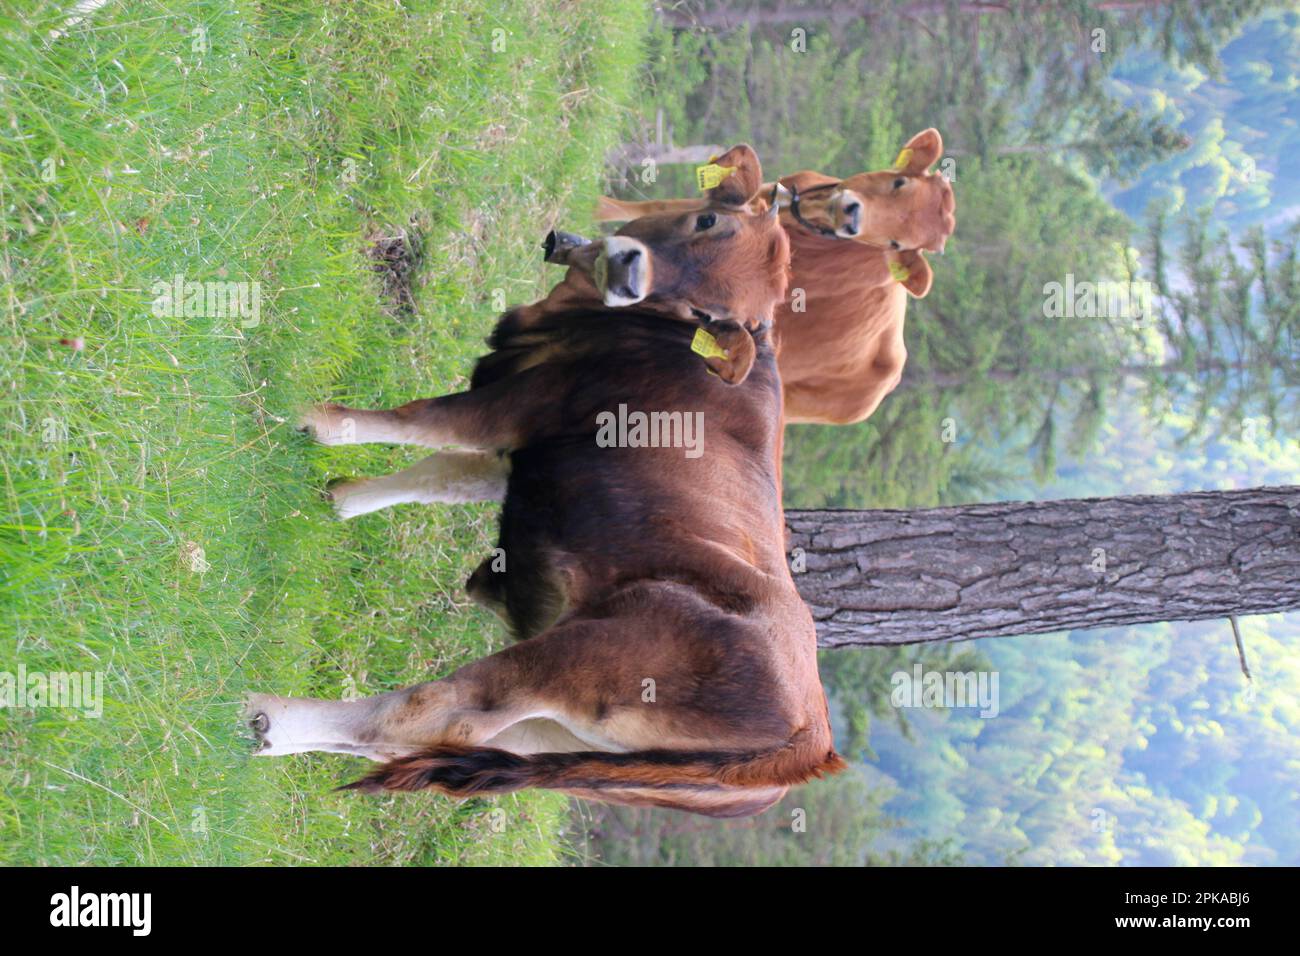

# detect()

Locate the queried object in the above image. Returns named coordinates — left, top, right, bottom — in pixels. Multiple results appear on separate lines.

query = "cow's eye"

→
left=695, top=213, right=717, bottom=231
left=890, top=240, right=901, bottom=250
left=893, top=177, right=905, bottom=190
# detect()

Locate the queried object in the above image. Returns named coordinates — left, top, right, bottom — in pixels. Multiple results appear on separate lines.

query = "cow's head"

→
left=784, top=129, right=955, bottom=255
left=546, top=144, right=790, bottom=330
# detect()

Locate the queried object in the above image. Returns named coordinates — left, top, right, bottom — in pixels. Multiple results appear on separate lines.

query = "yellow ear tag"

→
left=891, top=147, right=914, bottom=172
left=889, top=260, right=912, bottom=283
left=696, top=163, right=737, bottom=191
left=691, top=327, right=729, bottom=360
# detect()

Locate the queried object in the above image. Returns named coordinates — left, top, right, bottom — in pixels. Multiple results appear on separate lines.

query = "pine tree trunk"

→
left=786, top=485, right=1300, bottom=647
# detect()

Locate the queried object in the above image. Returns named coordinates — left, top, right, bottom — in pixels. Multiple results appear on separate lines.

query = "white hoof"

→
left=298, top=405, right=355, bottom=445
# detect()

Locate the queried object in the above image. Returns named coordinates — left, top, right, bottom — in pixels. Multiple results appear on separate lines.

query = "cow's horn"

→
left=543, top=230, right=591, bottom=264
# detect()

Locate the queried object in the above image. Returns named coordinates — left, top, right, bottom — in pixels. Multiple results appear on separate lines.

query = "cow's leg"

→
left=329, top=450, right=508, bottom=519
left=299, top=369, right=552, bottom=449
left=244, top=695, right=404, bottom=761
left=246, top=614, right=734, bottom=763
left=246, top=633, right=625, bottom=763
left=245, top=682, right=533, bottom=763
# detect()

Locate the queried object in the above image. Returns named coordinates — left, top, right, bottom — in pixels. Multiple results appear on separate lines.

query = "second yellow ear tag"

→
left=696, top=163, right=737, bottom=191
left=691, top=327, right=729, bottom=360
left=889, top=260, right=911, bottom=282
left=891, top=147, right=914, bottom=171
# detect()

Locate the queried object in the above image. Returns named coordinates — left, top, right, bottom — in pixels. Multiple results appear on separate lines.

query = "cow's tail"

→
left=341, top=745, right=847, bottom=819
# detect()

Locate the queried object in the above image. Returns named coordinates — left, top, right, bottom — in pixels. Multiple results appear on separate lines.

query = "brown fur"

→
left=334, top=314, right=842, bottom=814
left=598, top=129, right=958, bottom=424
left=338, top=316, right=842, bottom=816
left=274, top=150, right=843, bottom=817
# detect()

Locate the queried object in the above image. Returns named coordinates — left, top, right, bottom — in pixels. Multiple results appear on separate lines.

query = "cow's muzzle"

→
left=833, top=190, right=865, bottom=238
left=592, top=236, right=650, bottom=307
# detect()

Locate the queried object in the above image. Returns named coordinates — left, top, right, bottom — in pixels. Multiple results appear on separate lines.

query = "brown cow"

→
left=247, top=145, right=846, bottom=817
left=598, top=128, right=957, bottom=424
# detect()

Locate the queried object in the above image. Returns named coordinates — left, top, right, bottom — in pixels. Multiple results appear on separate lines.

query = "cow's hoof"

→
left=243, top=694, right=285, bottom=756
left=325, top=479, right=366, bottom=520
left=298, top=404, right=352, bottom=445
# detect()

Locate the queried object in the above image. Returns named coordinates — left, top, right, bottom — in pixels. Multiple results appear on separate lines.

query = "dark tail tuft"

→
left=340, top=743, right=848, bottom=813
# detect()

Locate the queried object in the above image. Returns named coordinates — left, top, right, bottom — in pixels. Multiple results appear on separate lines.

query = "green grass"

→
left=0, top=0, right=649, bottom=865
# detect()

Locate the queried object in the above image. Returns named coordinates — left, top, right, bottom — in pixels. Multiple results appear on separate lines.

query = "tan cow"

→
left=598, top=128, right=957, bottom=424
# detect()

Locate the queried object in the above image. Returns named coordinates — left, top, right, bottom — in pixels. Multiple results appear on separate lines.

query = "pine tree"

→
left=1146, top=208, right=1299, bottom=441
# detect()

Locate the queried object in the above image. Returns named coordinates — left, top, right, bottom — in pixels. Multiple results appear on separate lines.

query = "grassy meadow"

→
left=0, top=0, right=649, bottom=865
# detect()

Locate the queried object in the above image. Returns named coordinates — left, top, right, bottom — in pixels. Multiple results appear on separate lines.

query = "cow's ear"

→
left=703, top=144, right=764, bottom=207
left=891, top=250, right=933, bottom=298
left=695, top=319, right=757, bottom=385
left=894, top=128, right=943, bottom=177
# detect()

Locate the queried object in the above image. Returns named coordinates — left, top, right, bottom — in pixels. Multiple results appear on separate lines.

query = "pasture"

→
left=6, top=0, right=1297, bottom=872
left=1, top=0, right=647, bottom=865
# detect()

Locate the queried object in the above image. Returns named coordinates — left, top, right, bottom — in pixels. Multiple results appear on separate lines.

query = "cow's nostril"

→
left=842, top=201, right=862, bottom=234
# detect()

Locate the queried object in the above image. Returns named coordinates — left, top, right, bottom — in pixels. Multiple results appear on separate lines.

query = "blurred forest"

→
left=578, top=0, right=1300, bottom=866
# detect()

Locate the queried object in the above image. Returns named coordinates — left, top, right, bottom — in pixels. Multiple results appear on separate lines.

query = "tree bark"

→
left=786, top=485, right=1300, bottom=647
